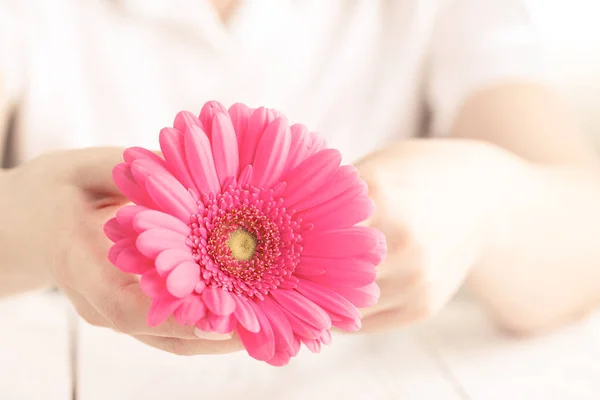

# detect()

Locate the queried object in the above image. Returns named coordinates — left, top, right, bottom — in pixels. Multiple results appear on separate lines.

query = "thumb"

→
left=68, top=147, right=127, bottom=198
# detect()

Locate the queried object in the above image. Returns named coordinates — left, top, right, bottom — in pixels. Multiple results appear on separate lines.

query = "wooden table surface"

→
left=1, top=291, right=599, bottom=400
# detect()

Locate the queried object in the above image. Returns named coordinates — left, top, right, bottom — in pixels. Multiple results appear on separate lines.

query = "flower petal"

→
left=238, top=107, right=278, bottom=168
left=202, top=287, right=236, bottom=316
left=261, top=297, right=294, bottom=348
left=237, top=165, right=253, bottom=187
left=293, top=257, right=326, bottom=276
left=289, top=335, right=302, bottom=357
left=211, top=113, right=239, bottom=186
left=136, top=229, right=190, bottom=259
left=278, top=307, right=323, bottom=340
left=236, top=300, right=275, bottom=361
left=332, top=318, right=361, bottom=332
left=281, top=149, right=341, bottom=207
left=155, top=248, right=195, bottom=276
left=232, top=294, right=260, bottom=333
left=173, top=295, right=206, bottom=326
left=123, top=147, right=168, bottom=169
left=147, top=297, right=182, bottom=327
left=284, top=124, right=327, bottom=174
left=130, top=158, right=171, bottom=188
left=199, top=100, right=227, bottom=135
left=266, top=352, right=292, bottom=367
left=132, top=209, right=190, bottom=236
left=112, top=163, right=156, bottom=208
left=145, top=173, right=197, bottom=223
left=309, top=132, right=327, bottom=153
left=251, top=117, right=291, bottom=188
left=356, top=229, right=387, bottom=266
left=296, top=257, right=376, bottom=288
left=174, top=110, right=202, bottom=134
left=301, top=338, right=322, bottom=353
left=310, top=196, right=375, bottom=230
left=140, top=269, right=166, bottom=298
left=270, top=289, right=331, bottom=329
left=159, top=127, right=196, bottom=189
left=115, top=246, right=154, bottom=274
left=115, top=205, right=147, bottom=227
left=196, top=318, right=211, bottom=332
left=294, top=179, right=366, bottom=223
left=210, top=314, right=237, bottom=334
left=166, top=261, right=200, bottom=298
left=104, top=217, right=134, bottom=242
left=301, top=226, right=379, bottom=258
left=295, top=279, right=361, bottom=321
left=290, top=165, right=358, bottom=212
left=108, top=237, right=135, bottom=265
left=319, top=329, right=332, bottom=345
left=184, top=125, right=220, bottom=195
left=332, top=283, right=380, bottom=308
left=228, top=102, right=252, bottom=144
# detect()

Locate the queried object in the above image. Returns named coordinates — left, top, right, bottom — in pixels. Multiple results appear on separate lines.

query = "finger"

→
left=68, top=147, right=128, bottom=197
left=132, top=334, right=244, bottom=356
left=361, top=279, right=414, bottom=318
left=66, top=221, right=200, bottom=340
left=359, top=306, right=421, bottom=333
left=62, top=287, right=111, bottom=328
left=65, top=285, right=206, bottom=345
left=361, top=289, right=434, bottom=333
left=63, top=230, right=195, bottom=340
left=361, top=264, right=425, bottom=318
left=67, top=284, right=243, bottom=354
left=93, top=281, right=200, bottom=339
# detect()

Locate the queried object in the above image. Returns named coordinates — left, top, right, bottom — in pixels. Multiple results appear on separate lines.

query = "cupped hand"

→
left=2, top=147, right=242, bottom=355
left=355, top=139, right=525, bottom=331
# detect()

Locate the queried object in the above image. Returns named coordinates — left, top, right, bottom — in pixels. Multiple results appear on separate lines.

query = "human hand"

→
left=2, top=147, right=242, bottom=355
left=355, top=139, right=525, bottom=331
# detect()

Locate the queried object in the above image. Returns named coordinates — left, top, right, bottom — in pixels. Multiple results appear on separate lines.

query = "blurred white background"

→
left=2, top=2, right=600, bottom=400
left=529, top=0, right=600, bottom=146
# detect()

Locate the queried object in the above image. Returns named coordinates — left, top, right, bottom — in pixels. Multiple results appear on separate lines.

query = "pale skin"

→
left=2, top=78, right=600, bottom=355
left=358, top=83, right=600, bottom=335
left=1, top=2, right=600, bottom=355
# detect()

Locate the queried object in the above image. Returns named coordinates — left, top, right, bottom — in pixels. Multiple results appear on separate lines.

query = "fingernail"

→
left=194, top=328, right=232, bottom=340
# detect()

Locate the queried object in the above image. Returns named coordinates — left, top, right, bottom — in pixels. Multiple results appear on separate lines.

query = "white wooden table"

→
left=2, top=292, right=599, bottom=400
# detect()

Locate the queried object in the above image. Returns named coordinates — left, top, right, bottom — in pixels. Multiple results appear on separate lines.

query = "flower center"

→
left=188, top=183, right=308, bottom=298
left=226, top=228, right=256, bottom=261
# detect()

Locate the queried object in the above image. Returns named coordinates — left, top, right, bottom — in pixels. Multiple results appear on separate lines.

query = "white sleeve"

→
left=426, top=0, right=549, bottom=136
left=0, top=1, right=28, bottom=107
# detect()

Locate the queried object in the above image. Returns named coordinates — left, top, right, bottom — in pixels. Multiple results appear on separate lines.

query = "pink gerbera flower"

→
left=104, top=101, right=386, bottom=366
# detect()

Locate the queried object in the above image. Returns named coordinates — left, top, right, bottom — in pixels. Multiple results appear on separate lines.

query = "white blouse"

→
left=0, top=0, right=546, bottom=398
left=1, top=0, right=545, bottom=162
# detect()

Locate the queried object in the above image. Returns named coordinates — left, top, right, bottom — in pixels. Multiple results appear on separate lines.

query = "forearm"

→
left=448, top=83, right=600, bottom=333
left=468, top=156, right=600, bottom=334
left=0, top=169, right=54, bottom=297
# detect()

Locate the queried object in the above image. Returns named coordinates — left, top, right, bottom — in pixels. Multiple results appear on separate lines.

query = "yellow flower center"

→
left=227, top=228, right=257, bottom=261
